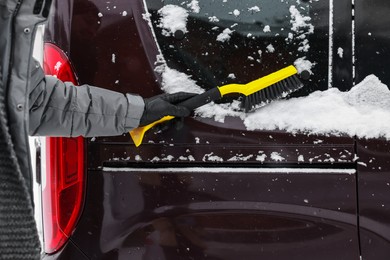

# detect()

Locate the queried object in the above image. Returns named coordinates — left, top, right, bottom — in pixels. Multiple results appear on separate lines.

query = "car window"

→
left=139, top=0, right=333, bottom=141
left=144, top=0, right=319, bottom=96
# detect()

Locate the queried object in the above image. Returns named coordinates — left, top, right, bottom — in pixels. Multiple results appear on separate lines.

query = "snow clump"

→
left=157, top=5, right=189, bottom=36
left=217, top=28, right=234, bottom=42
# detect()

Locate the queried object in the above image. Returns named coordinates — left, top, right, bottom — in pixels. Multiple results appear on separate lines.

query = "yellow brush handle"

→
left=218, top=65, right=298, bottom=96
left=130, top=116, right=174, bottom=147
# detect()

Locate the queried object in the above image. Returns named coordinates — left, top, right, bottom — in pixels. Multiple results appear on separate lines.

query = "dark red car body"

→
left=39, top=0, right=390, bottom=259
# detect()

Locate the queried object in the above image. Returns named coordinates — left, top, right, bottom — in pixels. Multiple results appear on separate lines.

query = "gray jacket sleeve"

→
left=28, top=61, right=144, bottom=137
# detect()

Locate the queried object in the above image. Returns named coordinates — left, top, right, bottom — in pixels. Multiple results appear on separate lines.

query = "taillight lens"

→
left=42, top=43, right=85, bottom=253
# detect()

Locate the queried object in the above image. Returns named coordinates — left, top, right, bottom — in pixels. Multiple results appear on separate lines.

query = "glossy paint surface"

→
left=42, top=0, right=389, bottom=259
left=69, top=168, right=358, bottom=259
left=356, top=139, right=390, bottom=260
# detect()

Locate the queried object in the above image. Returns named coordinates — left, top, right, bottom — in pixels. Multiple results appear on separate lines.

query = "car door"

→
left=76, top=0, right=360, bottom=259
left=355, top=0, right=390, bottom=259
left=41, top=0, right=361, bottom=259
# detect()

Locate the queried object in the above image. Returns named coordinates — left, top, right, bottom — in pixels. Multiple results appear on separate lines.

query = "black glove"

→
left=139, top=92, right=197, bottom=127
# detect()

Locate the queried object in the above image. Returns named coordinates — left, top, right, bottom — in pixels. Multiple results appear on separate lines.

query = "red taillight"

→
left=42, top=43, right=85, bottom=254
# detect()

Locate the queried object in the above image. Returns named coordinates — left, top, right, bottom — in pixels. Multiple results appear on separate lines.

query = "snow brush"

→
left=130, top=65, right=307, bottom=147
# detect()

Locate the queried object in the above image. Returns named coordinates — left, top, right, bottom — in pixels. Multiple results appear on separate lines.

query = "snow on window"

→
left=179, top=155, right=195, bottom=161
left=289, top=5, right=315, bottom=71
left=298, top=39, right=310, bottom=52
left=338, top=47, right=344, bottom=58
left=208, top=16, right=220, bottom=22
left=157, top=5, right=189, bottom=37
left=228, top=73, right=236, bottom=79
left=216, top=28, right=234, bottom=42
left=289, top=5, right=314, bottom=34
left=232, top=9, right=241, bottom=17
left=294, top=57, right=315, bottom=74
left=187, top=0, right=200, bottom=13
left=248, top=6, right=261, bottom=13
left=263, top=25, right=271, bottom=33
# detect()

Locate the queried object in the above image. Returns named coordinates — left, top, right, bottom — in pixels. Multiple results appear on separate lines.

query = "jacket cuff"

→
left=124, top=93, right=145, bottom=130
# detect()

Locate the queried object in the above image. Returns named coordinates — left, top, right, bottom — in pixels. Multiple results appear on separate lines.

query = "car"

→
left=35, top=0, right=390, bottom=259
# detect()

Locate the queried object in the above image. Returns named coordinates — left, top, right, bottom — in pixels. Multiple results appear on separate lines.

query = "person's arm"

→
left=29, top=61, right=193, bottom=137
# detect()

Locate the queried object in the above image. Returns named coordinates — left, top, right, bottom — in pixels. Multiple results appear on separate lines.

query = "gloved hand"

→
left=139, top=92, right=197, bottom=127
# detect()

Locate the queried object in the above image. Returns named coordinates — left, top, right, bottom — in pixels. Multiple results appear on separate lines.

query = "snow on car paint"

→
left=256, top=153, right=267, bottom=163
left=227, top=154, right=254, bottom=162
left=103, top=167, right=357, bottom=174
left=195, top=74, right=390, bottom=140
left=179, top=155, right=196, bottom=161
left=271, top=152, right=286, bottom=162
left=266, top=43, right=275, bottom=53
left=244, top=75, right=390, bottom=140
left=202, top=152, right=224, bottom=162
left=105, top=147, right=356, bottom=164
